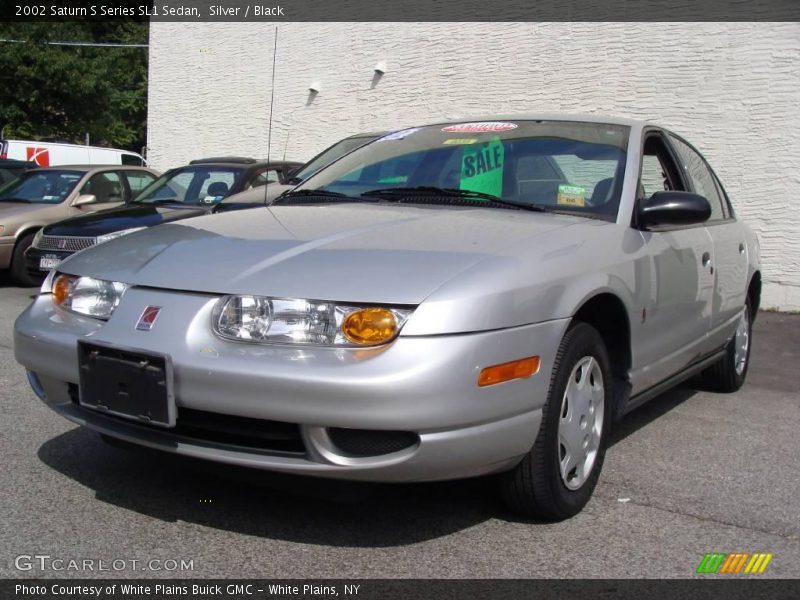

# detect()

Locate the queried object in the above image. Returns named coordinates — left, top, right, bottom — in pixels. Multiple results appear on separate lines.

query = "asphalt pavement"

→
left=1, top=276, right=798, bottom=579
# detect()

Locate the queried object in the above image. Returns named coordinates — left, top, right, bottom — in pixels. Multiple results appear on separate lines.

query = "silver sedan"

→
left=14, top=115, right=760, bottom=519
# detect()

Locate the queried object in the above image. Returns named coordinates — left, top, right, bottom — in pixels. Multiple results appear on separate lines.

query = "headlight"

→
left=32, top=228, right=43, bottom=245
left=212, top=295, right=412, bottom=346
left=51, top=274, right=128, bottom=320
left=96, top=227, right=146, bottom=245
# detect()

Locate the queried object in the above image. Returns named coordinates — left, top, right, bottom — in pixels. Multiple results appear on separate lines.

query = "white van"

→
left=0, top=139, right=146, bottom=167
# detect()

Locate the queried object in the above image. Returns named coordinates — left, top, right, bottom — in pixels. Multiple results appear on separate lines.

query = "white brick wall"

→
left=148, top=23, right=800, bottom=310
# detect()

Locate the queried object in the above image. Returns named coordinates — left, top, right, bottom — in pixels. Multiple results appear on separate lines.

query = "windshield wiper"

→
left=274, top=189, right=366, bottom=204
left=361, top=186, right=548, bottom=213
left=0, top=197, right=32, bottom=203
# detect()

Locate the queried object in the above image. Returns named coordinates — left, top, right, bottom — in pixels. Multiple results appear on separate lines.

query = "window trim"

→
left=632, top=127, right=697, bottom=231
left=663, top=130, right=734, bottom=224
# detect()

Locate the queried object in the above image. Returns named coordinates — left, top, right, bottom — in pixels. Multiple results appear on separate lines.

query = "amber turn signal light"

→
left=342, top=308, right=398, bottom=345
left=52, top=274, right=73, bottom=306
left=478, top=356, right=540, bottom=387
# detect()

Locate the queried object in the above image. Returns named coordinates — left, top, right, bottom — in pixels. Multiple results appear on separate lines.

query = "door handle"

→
left=739, top=243, right=745, bottom=255
left=702, top=252, right=712, bottom=267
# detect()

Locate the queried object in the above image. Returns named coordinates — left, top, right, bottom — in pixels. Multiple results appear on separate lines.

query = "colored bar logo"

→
left=697, top=552, right=773, bottom=574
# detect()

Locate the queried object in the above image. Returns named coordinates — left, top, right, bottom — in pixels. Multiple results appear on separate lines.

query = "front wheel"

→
left=499, top=322, right=612, bottom=520
left=10, top=232, right=40, bottom=287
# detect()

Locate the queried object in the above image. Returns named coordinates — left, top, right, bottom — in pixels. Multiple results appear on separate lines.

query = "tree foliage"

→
left=0, top=22, right=148, bottom=152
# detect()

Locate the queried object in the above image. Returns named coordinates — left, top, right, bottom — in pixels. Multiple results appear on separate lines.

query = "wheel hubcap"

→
left=557, top=356, right=605, bottom=490
left=734, top=308, right=749, bottom=376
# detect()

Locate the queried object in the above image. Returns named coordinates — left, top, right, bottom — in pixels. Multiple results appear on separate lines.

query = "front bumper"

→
left=15, top=287, right=569, bottom=482
left=25, top=246, right=72, bottom=277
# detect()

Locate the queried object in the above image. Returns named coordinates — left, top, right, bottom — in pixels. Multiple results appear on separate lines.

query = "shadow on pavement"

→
left=609, top=384, right=697, bottom=448
left=37, top=382, right=697, bottom=541
left=38, top=426, right=500, bottom=547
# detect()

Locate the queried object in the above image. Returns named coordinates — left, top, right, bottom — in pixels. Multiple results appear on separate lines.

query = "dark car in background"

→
left=223, top=131, right=386, bottom=204
left=0, top=158, right=38, bottom=186
left=26, top=157, right=301, bottom=278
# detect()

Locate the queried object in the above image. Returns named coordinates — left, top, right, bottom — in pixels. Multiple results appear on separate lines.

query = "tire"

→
left=10, top=232, right=40, bottom=287
left=700, top=299, right=752, bottom=393
left=499, top=322, right=612, bottom=520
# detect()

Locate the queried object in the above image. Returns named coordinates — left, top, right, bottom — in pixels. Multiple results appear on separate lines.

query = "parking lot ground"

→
left=1, top=278, right=798, bottom=579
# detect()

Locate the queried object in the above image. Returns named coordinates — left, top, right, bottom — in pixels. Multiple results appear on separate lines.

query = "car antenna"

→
left=264, top=26, right=278, bottom=208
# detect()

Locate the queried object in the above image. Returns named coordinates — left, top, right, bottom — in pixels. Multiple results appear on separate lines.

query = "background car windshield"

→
left=296, top=121, right=629, bottom=219
left=0, top=170, right=83, bottom=203
left=135, top=166, right=243, bottom=204
left=290, top=136, right=377, bottom=183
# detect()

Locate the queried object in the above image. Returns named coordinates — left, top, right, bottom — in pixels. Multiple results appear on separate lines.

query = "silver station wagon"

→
left=14, top=116, right=760, bottom=519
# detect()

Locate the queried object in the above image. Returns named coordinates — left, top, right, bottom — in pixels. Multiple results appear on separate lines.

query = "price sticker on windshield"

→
left=557, top=184, right=587, bottom=207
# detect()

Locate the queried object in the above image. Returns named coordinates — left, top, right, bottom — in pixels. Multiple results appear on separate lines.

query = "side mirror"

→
left=637, top=191, right=711, bottom=228
left=72, top=194, right=96, bottom=207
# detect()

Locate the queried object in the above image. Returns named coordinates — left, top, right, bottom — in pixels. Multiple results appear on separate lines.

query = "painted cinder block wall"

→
left=147, top=22, right=800, bottom=310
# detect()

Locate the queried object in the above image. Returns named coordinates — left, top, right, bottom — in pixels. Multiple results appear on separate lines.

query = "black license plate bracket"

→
left=78, top=341, right=176, bottom=427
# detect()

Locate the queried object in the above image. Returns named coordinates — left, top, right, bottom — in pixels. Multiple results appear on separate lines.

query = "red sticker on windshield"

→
left=441, top=122, right=518, bottom=133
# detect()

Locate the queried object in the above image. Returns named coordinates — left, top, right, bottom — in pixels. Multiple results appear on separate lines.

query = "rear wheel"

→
left=700, top=299, right=752, bottom=392
left=499, top=322, right=612, bottom=520
left=10, top=232, right=39, bottom=287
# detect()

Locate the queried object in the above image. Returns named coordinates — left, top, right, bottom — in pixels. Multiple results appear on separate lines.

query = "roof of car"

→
left=423, top=113, right=652, bottom=128
left=31, top=165, right=156, bottom=171
left=0, top=158, right=38, bottom=169
left=180, top=160, right=303, bottom=169
left=345, top=131, right=388, bottom=139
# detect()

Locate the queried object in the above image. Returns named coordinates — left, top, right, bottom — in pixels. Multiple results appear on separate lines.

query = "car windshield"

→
left=288, top=136, right=379, bottom=184
left=0, top=170, right=84, bottom=204
left=285, top=121, right=630, bottom=220
left=135, top=166, right=244, bottom=204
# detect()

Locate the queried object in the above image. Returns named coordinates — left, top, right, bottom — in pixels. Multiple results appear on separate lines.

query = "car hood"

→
left=44, top=203, right=212, bottom=237
left=59, top=204, right=583, bottom=304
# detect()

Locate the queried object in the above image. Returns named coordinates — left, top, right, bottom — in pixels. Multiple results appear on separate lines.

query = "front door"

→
left=631, top=131, right=715, bottom=392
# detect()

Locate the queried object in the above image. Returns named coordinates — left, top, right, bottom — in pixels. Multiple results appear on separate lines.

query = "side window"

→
left=246, top=168, right=281, bottom=189
left=667, top=135, right=725, bottom=221
left=640, top=134, right=685, bottom=198
left=126, top=171, right=158, bottom=196
left=80, top=172, right=124, bottom=203
left=121, top=154, right=144, bottom=166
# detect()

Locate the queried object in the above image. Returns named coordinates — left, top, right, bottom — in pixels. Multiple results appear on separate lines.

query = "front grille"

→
left=328, top=427, right=418, bottom=457
left=34, top=235, right=96, bottom=252
left=67, top=384, right=305, bottom=454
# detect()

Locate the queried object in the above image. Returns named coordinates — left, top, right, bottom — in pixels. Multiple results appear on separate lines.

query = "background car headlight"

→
left=51, top=274, right=127, bottom=320
left=32, top=227, right=42, bottom=245
left=212, top=295, right=412, bottom=346
left=96, top=227, right=146, bottom=245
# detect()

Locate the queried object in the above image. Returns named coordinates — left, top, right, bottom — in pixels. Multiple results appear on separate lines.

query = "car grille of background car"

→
left=35, top=235, right=97, bottom=252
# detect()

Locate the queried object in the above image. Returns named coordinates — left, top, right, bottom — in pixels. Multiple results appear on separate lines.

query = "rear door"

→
left=633, top=130, right=715, bottom=392
left=667, top=133, right=748, bottom=348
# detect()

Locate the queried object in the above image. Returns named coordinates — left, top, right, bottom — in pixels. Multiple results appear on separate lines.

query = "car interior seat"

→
left=207, top=182, right=229, bottom=197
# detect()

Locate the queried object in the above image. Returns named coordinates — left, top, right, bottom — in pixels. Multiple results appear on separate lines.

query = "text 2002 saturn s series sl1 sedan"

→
left=14, top=116, right=760, bottom=519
